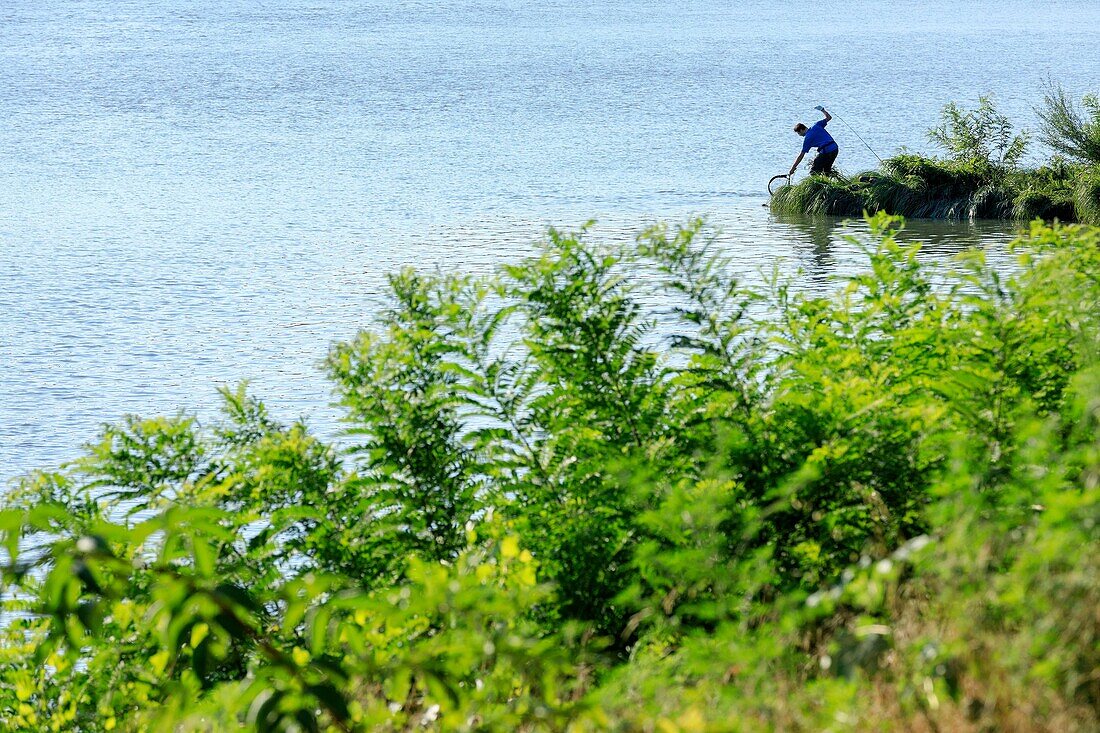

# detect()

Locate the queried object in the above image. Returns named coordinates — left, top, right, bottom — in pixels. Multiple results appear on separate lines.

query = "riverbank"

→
left=771, top=153, right=1100, bottom=223
left=772, top=90, right=1100, bottom=223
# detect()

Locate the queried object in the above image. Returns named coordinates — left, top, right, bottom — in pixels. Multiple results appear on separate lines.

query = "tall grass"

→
left=773, top=155, right=1090, bottom=222
left=1076, top=171, right=1100, bottom=224
left=769, top=174, right=866, bottom=216
left=928, top=94, right=1029, bottom=168
left=770, top=157, right=1020, bottom=221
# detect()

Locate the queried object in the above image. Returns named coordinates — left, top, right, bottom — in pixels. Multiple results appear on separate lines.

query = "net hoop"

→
left=768, top=174, right=791, bottom=195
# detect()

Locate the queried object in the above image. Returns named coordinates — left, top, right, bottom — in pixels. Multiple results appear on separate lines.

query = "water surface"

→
left=2, top=1, right=1097, bottom=480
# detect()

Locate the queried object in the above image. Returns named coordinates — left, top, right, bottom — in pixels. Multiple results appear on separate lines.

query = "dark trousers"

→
left=811, top=146, right=839, bottom=174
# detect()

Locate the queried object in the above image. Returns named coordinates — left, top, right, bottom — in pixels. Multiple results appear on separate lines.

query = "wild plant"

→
left=1037, top=83, right=1100, bottom=165
left=1, top=215, right=1098, bottom=731
left=927, top=95, right=1030, bottom=171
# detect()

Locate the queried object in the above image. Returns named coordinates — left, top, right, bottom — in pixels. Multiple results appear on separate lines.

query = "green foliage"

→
left=883, top=152, right=990, bottom=192
left=928, top=95, right=1030, bottom=170
left=2, top=216, right=1099, bottom=731
left=769, top=174, right=867, bottom=216
left=326, top=270, right=488, bottom=584
left=1075, top=169, right=1100, bottom=225
left=1013, top=187, right=1077, bottom=221
left=1037, top=84, right=1100, bottom=165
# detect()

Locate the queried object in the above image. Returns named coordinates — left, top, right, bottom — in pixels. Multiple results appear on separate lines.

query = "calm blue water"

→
left=2, top=1, right=1099, bottom=480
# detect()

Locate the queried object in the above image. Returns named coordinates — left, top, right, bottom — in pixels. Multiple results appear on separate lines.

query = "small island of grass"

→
left=772, top=86, right=1100, bottom=224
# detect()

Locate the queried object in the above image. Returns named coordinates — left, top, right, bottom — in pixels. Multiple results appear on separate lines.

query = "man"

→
left=789, top=106, right=839, bottom=177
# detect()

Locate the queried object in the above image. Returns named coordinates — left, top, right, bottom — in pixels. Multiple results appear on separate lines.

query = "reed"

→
left=774, top=155, right=1090, bottom=222
left=1075, top=170, right=1100, bottom=224
left=769, top=174, right=866, bottom=216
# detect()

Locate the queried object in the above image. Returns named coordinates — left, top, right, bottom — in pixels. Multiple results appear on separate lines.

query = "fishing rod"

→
left=819, top=105, right=884, bottom=164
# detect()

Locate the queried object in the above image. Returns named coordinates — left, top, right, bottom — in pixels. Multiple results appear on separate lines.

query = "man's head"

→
left=794, top=123, right=808, bottom=136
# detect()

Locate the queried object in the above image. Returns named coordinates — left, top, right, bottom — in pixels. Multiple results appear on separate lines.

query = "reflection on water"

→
left=778, top=215, right=837, bottom=283
left=772, top=212, right=1023, bottom=285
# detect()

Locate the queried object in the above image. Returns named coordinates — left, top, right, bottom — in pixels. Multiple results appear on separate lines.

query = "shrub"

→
left=772, top=156, right=1014, bottom=220
left=1037, top=84, right=1100, bottom=165
left=1075, top=170, right=1100, bottom=225
left=1013, top=188, right=1077, bottom=221
left=883, top=153, right=990, bottom=193
left=927, top=95, right=1029, bottom=170
left=855, top=170, right=920, bottom=214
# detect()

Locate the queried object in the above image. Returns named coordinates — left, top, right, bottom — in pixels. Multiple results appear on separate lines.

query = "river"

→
left=2, top=0, right=1098, bottom=480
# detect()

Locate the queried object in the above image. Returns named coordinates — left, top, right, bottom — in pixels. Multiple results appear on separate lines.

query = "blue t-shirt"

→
left=802, top=119, right=837, bottom=153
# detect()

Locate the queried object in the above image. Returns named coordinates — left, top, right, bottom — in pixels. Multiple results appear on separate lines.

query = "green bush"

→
left=927, top=95, right=1029, bottom=170
left=2, top=216, right=1099, bottom=731
left=1075, top=170, right=1100, bottom=225
left=1037, top=84, right=1100, bottom=165
left=1013, top=188, right=1077, bottom=221
left=774, top=154, right=1090, bottom=222
left=854, top=170, right=921, bottom=214
left=883, top=153, right=990, bottom=194
left=773, top=155, right=1010, bottom=220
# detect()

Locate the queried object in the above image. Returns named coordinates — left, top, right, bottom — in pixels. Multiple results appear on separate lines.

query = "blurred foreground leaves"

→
left=2, top=214, right=1098, bottom=731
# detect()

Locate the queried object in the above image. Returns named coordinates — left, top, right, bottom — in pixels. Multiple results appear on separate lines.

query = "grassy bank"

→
left=2, top=215, right=1099, bottom=731
left=772, top=90, right=1100, bottom=223
left=771, top=154, right=1100, bottom=222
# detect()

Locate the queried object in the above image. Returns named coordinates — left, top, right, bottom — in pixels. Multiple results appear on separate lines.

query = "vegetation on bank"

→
left=772, top=87, right=1100, bottom=223
left=2, top=215, right=1099, bottom=731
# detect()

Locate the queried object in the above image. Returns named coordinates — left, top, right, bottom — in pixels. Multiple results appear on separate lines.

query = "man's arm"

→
left=821, top=108, right=832, bottom=122
left=789, top=151, right=805, bottom=176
